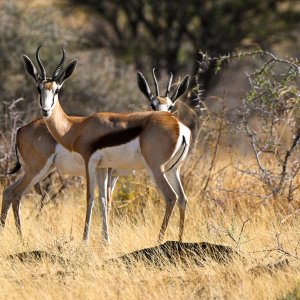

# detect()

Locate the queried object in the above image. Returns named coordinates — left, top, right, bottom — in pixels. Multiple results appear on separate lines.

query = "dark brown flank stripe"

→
left=90, top=126, right=143, bottom=153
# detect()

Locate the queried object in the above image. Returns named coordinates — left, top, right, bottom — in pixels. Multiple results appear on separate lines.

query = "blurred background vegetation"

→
left=0, top=0, right=299, bottom=116
left=0, top=0, right=299, bottom=200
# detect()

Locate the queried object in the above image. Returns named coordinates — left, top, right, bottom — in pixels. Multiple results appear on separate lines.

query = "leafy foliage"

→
left=71, top=0, right=300, bottom=89
left=199, top=50, right=300, bottom=200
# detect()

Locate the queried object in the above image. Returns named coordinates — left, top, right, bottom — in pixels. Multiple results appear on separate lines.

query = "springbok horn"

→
left=52, top=48, right=65, bottom=80
left=165, top=72, right=173, bottom=97
left=152, top=68, right=160, bottom=96
left=36, top=46, right=46, bottom=80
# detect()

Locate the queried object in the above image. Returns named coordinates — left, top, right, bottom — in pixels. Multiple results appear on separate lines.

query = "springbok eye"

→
left=54, top=88, right=59, bottom=94
left=168, top=105, right=174, bottom=111
left=150, top=103, right=156, bottom=110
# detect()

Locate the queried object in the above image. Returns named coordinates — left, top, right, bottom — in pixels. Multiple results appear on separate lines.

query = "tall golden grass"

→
left=1, top=149, right=300, bottom=299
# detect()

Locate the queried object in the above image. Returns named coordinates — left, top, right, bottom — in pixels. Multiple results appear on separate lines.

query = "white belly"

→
left=54, top=138, right=145, bottom=176
left=54, top=144, right=85, bottom=176
left=90, top=138, right=145, bottom=170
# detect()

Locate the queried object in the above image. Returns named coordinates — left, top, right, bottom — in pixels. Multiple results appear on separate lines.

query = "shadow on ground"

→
left=4, top=241, right=291, bottom=276
left=107, top=240, right=237, bottom=267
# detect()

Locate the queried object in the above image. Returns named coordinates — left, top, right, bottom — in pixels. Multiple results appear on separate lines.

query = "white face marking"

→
left=38, top=81, right=60, bottom=117
left=165, top=97, right=174, bottom=110
left=157, top=104, right=169, bottom=111
left=151, top=97, right=174, bottom=112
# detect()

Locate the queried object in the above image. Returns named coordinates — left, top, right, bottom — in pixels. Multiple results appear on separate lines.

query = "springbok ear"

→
left=137, top=72, right=152, bottom=101
left=171, top=75, right=190, bottom=102
left=23, top=55, right=39, bottom=82
left=58, top=59, right=78, bottom=84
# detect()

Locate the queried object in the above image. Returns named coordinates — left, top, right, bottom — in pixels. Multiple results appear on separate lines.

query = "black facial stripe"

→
left=52, top=95, right=55, bottom=107
left=52, top=88, right=60, bottom=106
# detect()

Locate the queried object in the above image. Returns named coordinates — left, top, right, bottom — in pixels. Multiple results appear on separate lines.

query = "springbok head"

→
left=23, top=46, right=78, bottom=117
left=137, top=68, right=190, bottom=112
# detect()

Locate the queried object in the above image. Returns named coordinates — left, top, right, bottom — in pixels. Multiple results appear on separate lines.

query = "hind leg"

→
left=106, top=168, right=118, bottom=215
left=96, top=168, right=110, bottom=243
left=1, top=166, right=54, bottom=237
left=1, top=181, right=19, bottom=229
left=14, top=166, right=55, bottom=237
left=147, top=166, right=178, bottom=243
left=1, top=175, right=33, bottom=237
left=165, top=166, right=188, bottom=242
left=12, top=197, right=22, bottom=237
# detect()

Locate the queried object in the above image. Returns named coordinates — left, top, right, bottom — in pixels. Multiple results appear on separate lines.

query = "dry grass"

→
left=1, top=152, right=300, bottom=300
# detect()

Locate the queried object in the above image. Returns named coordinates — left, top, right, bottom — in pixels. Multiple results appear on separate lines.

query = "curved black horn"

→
left=36, top=45, right=46, bottom=80
left=165, top=72, right=173, bottom=97
left=52, top=48, right=65, bottom=80
left=137, top=72, right=152, bottom=100
left=152, top=68, right=159, bottom=96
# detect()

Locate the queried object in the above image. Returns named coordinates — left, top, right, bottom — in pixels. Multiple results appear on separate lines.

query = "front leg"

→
left=107, top=168, right=119, bottom=214
left=83, top=163, right=97, bottom=244
left=97, top=168, right=110, bottom=244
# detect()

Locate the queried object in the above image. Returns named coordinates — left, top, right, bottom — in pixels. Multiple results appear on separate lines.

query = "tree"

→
left=72, top=0, right=300, bottom=91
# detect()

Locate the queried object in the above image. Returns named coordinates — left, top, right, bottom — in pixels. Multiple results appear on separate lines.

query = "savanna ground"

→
left=1, top=146, right=300, bottom=300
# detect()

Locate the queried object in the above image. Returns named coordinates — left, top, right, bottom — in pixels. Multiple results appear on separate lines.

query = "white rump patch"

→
left=163, top=122, right=191, bottom=172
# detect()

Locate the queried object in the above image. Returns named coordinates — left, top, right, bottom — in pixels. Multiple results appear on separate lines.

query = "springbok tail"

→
left=164, top=136, right=188, bottom=172
left=7, top=144, right=22, bottom=175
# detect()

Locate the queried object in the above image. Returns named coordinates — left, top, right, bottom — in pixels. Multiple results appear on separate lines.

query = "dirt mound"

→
left=108, top=240, right=238, bottom=267
left=249, top=259, right=290, bottom=276
left=6, top=250, right=67, bottom=264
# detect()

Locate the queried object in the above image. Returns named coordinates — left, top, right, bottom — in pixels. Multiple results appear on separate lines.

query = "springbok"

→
left=1, top=66, right=189, bottom=239
left=20, top=46, right=190, bottom=244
